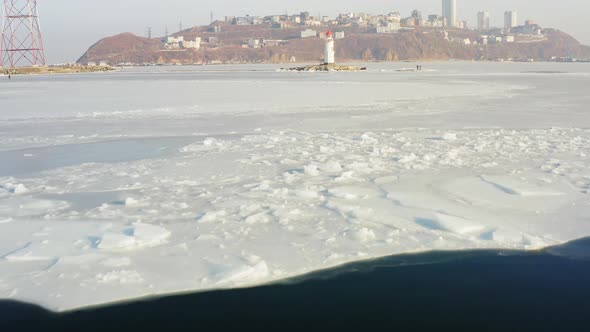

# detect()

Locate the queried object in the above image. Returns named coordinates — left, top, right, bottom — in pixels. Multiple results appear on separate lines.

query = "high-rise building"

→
left=477, top=11, right=491, bottom=30
left=442, top=0, right=457, bottom=27
left=504, top=10, right=518, bottom=31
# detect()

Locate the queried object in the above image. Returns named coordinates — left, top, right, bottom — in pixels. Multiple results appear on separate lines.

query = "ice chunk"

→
left=304, top=164, right=320, bottom=176
left=95, top=270, right=143, bottom=284
left=347, top=228, right=376, bottom=243
left=416, top=213, right=486, bottom=236
left=13, top=184, right=28, bottom=194
left=320, top=161, right=343, bottom=173
left=481, top=175, right=566, bottom=197
left=198, top=210, right=227, bottom=223
left=98, top=223, right=170, bottom=250
left=374, top=175, right=399, bottom=185
left=98, top=233, right=136, bottom=250
left=244, top=212, right=271, bottom=225
left=132, top=223, right=171, bottom=247
left=125, top=197, right=140, bottom=206
left=0, top=197, right=68, bottom=217
left=180, top=138, right=227, bottom=152
left=293, top=189, right=319, bottom=199
left=101, top=257, right=132, bottom=268
left=396, top=153, right=418, bottom=164
left=442, top=132, right=457, bottom=140
left=329, top=186, right=381, bottom=200
left=208, top=260, right=270, bottom=285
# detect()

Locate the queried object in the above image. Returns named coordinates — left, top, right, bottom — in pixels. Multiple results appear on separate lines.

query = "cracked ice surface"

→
left=1, top=62, right=590, bottom=311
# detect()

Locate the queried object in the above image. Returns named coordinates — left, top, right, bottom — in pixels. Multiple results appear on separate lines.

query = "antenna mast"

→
left=1, top=0, right=46, bottom=67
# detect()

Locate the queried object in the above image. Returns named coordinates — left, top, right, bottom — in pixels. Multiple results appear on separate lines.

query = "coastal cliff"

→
left=77, top=24, right=589, bottom=65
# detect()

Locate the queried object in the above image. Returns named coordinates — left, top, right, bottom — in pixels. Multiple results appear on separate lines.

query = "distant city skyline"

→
left=37, top=0, right=590, bottom=64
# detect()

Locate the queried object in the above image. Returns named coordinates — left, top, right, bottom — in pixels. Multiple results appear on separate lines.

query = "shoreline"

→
left=1, top=65, right=115, bottom=76
left=107, top=58, right=590, bottom=68
left=3, top=59, right=588, bottom=76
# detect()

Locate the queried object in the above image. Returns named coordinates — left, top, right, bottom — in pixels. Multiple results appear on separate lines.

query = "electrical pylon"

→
left=1, top=0, right=46, bottom=68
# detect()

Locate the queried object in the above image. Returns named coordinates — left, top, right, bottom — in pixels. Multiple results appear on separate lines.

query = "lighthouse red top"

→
left=326, top=30, right=333, bottom=38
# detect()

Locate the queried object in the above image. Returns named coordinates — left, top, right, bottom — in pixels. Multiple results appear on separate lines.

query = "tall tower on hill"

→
left=0, top=0, right=46, bottom=68
left=442, top=0, right=457, bottom=27
left=477, top=11, right=491, bottom=30
left=504, top=10, right=518, bottom=31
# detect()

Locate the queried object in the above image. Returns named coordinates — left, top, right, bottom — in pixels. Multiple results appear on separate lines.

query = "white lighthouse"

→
left=324, top=30, right=335, bottom=65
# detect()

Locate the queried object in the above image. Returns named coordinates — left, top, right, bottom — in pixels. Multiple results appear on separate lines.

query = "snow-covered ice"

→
left=1, top=62, right=589, bottom=311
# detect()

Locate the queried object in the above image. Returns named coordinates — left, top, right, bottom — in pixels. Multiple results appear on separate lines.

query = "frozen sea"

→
left=0, top=62, right=589, bottom=312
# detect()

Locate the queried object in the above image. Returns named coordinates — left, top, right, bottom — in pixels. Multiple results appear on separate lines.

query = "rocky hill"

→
left=78, top=32, right=162, bottom=64
left=77, top=23, right=590, bottom=65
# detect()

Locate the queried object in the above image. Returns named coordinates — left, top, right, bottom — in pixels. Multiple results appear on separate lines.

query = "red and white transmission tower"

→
left=1, top=0, right=46, bottom=68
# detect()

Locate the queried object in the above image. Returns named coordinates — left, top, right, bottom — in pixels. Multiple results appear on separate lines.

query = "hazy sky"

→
left=36, top=0, right=589, bottom=64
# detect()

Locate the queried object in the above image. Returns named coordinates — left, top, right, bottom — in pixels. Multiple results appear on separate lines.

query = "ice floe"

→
left=1, top=62, right=590, bottom=312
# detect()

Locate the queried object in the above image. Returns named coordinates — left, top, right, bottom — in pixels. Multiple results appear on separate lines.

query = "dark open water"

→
left=2, top=238, right=590, bottom=332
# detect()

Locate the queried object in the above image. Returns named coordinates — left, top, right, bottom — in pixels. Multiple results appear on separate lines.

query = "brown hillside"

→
left=78, top=25, right=588, bottom=65
left=77, top=33, right=162, bottom=64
